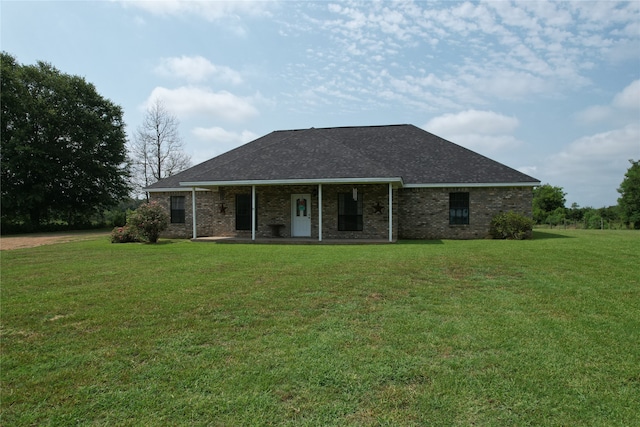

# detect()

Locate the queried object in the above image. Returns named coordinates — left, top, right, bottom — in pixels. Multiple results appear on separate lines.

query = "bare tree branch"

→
left=128, top=99, right=191, bottom=197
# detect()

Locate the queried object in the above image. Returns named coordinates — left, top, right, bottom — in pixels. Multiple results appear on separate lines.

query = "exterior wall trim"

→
left=179, top=177, right=404, bottom=187
left=404, top=182, right=539, bottom=188
left=147, top=187, right=209, bottom=193
left=148, top=181, right=539, bottom=193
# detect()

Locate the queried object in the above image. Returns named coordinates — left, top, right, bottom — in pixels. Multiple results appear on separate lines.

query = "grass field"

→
left=2, top=230, right=639, bottom=426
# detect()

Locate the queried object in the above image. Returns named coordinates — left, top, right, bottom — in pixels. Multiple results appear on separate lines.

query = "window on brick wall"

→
left=236, top=194, right=257, bottom=230
left=338, top=192, right=363, bottom=231
left=449, top=192, right=469, bottom=225
left=170, top=196, right=186, bottom=223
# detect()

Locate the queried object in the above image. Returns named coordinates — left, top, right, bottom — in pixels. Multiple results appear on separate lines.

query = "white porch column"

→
left=318, top=184, right=323, bottom=242
left=192, top=187, right=197, bottom=239
left=251, top=185, right=256, bottom=241
left=388, top=183, right=393, bottom=242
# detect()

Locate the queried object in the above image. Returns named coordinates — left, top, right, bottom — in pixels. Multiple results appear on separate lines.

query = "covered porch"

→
left=183, top=179, right=402, bottom=243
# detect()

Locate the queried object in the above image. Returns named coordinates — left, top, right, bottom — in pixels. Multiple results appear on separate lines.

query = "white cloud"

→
left=575, top=105, right=613, bottom=124
left=190, top=126, right=258, bottom=163
left=192, top=126, right=257, bottom=145
left=154, top=56, right=243, bottom=85
left=453, top=134, right=524, bottom=152
left=121, top=0, right=272, bottom=20
left=613, top=79, right=640, bottom=110
left=483, top=0, right=540, bottom=32
left=398, top=73, right=481, bottom=108
left=542, top=124, right=640, bottom=206
left=469, top=69, right=553, bottom=100
left=576, top=79, right=640, bottom=124
left=425, top=109, right=519, bottom=136
left=424, top=110, right=522, bottom=152
left=144, top=86, right=259, bottom=122
left=571, top=1, right=640, bottom=29
left=553, top=125, right=639, bottom=165
left=565, top=78, right=640, bottom=205
left=119, top=0, right=274, bottom=36
left=522, top=1, right=573, bottom=28
left=269, top=0, right=640, bottom=122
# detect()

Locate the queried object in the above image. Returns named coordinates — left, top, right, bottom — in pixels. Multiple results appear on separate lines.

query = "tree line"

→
left=1, top=53, right=638, bottom=233
left=533, top=160, right=640, bottom=230
left=1, top=53, right=190, bottom=233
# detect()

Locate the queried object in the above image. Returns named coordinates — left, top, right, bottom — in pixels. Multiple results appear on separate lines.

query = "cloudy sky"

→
left=2, top=0, right=639, bottom=207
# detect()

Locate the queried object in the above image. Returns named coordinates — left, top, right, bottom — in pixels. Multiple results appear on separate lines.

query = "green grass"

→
left=2, top=230, right=639, bottom=426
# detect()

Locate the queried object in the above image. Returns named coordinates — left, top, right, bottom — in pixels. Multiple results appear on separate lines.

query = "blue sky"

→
left=2, top=0, right=639, bottom=208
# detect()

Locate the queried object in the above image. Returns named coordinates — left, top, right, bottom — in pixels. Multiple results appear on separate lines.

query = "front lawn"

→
left=2, top=230, right=639, bottom=426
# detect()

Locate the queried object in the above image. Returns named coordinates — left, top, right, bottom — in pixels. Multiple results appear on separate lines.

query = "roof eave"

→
left=404, top=181, right=540, bottom=188
left=145, top=187, right=211, bottom=193
left=179, top=177, right=405, bottom=187
left=148, top=179, right=539, bottom=192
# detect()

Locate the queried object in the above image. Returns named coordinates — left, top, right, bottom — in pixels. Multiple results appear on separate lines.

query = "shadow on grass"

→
left=149, top=240, right=180, bottom=245
left=532, top=230, right=574, bottom=240
left=398, top=232, right=571, bottom=243
left=397, top=240, right=444, bottom=245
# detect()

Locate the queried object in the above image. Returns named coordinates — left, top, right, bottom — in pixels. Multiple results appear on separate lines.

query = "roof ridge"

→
left=280, top=124, right=411, bottom=132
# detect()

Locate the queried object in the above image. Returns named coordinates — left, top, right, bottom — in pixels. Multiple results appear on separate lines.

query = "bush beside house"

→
left=110, top=226, right=139, bottom=243
left=111, top=202, right=168, bottom=243
left=490, top=211, right=534, bottom=240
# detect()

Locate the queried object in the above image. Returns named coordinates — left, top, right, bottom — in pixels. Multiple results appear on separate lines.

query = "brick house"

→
left=146, top=125, right=539, bottom=242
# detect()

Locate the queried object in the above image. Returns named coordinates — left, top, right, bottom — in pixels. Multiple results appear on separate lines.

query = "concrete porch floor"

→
left=192, top=236, right=394, bottom=245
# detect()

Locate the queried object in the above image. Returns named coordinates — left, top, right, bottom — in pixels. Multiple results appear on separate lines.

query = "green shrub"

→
left=490, top=211, right=534, bottom=240
left=126, top=201, right=168, bottom=243
left=110, top=226, right=139, bottom=243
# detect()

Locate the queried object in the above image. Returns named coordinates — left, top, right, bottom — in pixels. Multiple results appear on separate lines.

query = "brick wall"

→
left=150, top=191, right=215, bottom=238
left=219, top=184, right=394, bottom=240
left=320, top=184, right=395, bottom=240
left=151, top=185, right=532, bottom=240
left=397, top=186, right=533, bottom=239
left=150, top=184, right=397, bottom=240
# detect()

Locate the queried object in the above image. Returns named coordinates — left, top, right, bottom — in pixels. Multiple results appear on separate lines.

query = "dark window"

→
left=236, top=194, right=257, bottom=230
left=449, top=192, right=469, bottom=225
left=338, top=192, right=363, bottom=231
left=170, top=196, right=185, bottom=223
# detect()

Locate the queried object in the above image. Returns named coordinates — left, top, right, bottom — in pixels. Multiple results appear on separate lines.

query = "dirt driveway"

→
left=0, top=230, right=109, bottom=251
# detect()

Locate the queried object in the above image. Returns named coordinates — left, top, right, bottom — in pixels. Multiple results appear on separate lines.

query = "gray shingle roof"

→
left=146, top=124, right=539, bottom=189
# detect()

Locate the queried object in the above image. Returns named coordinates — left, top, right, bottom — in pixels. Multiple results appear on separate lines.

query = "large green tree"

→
left=617, top=159, right=640, bottom=229
left=1, top=52, right=130, bottom=229
left=533, top=184, right=566, bottom=224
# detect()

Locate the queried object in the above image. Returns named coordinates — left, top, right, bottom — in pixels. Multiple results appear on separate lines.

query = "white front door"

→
left=291, top=194, right=311, bottom=237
